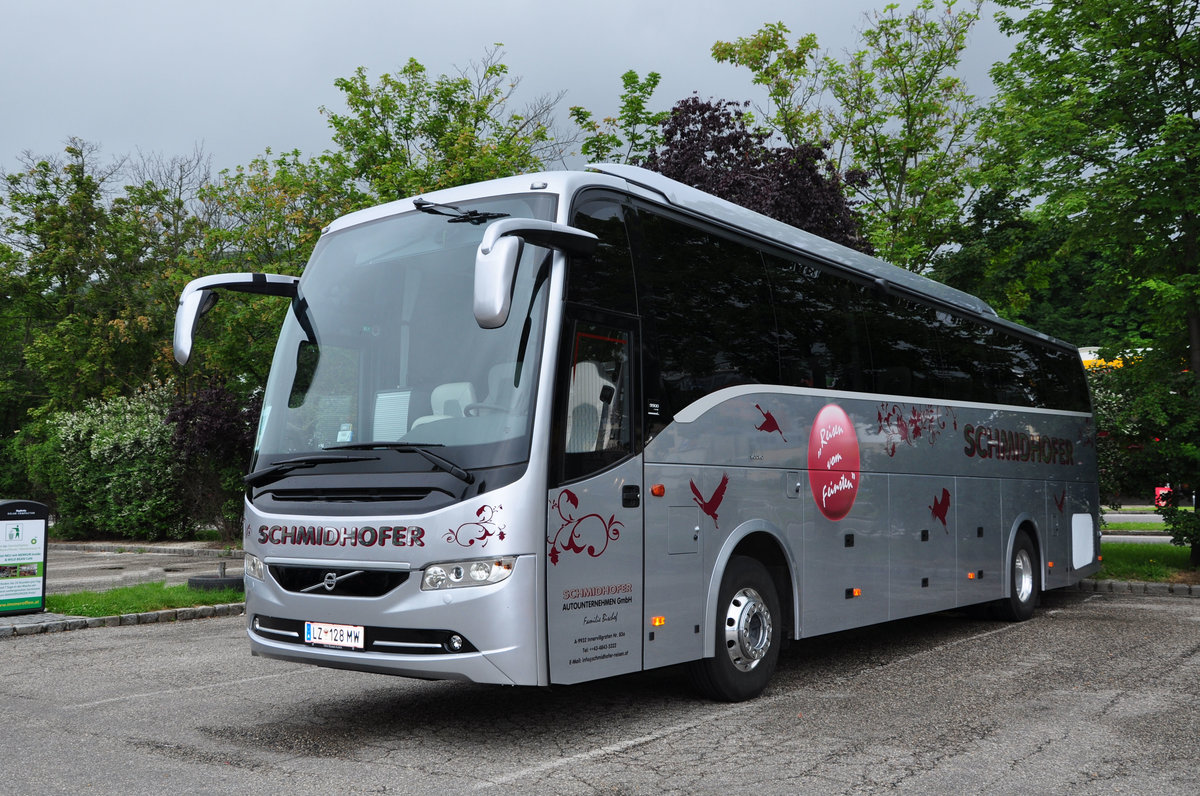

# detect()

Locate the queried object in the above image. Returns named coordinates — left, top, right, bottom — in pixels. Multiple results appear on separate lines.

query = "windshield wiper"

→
left=412, top=197, right=509, bottom=225
left=244, top=453, right=380, bottom=488
left=325, top=442, right=475, bottom=486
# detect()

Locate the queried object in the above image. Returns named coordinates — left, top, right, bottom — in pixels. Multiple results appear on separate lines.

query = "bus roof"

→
left=322, top=164, right=1087, bottom=351
left=588, top=163, right=998, bottom=320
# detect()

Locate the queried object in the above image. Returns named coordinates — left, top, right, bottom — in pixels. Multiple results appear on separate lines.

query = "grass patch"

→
left=1097, top=542, right=1198, bottom=584
left=1104, top=521, right=1166, bottom=532
left=45, top=581, right=243, bottom=617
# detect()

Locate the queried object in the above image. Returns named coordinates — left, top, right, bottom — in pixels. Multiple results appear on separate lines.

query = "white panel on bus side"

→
left=1071, top=513, right=1095, bottom=570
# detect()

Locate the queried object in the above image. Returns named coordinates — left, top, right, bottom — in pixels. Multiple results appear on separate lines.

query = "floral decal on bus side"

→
left=877, top=403, right=958, bottom=457
left=809, top=404, right=861, bottom=521
left=445, top=504, right=505, bottom=548
left=548, top=489, right=623, bottom=566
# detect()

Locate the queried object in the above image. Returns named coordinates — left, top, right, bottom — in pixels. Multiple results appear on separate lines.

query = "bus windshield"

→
left=253, top=193, right=557, bottom=474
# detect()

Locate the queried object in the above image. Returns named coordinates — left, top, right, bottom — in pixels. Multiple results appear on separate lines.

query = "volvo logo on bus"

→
left=299, top=569, right=364, bottom=594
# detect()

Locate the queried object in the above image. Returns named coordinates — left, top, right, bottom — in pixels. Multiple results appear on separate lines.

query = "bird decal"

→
left=1053, top=488, right=1066, bottom=514
left=691, top=473, right=730, bottom=529
left=929, top=487, right=951, bottom=528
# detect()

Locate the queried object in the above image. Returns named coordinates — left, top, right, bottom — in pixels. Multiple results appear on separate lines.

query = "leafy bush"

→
left=167, top=381, right=260, bottom=544
left=1156, top=490, right=1200, bottom=568
left=19, top=384, right=184, bottom=539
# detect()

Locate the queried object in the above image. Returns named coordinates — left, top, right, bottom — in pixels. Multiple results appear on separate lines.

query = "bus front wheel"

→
left=690, top=555, right=781, bottom=702
left=997, top=529, right=1039, bottom=622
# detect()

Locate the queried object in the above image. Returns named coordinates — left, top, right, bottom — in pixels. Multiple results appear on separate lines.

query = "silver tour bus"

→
left=175, top=164, right=1100, bottom=701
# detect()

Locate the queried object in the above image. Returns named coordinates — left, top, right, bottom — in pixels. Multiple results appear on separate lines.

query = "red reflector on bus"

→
left=651, top=616, right=666, bottom=627
left=651, top=484, right=666, bottom=497
left=1048, top=561, right=1055, bottom=568
left=967, top=572, right=976, bottom=579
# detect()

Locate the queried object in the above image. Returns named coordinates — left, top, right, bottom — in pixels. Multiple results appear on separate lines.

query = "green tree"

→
left=569, top=70, right=669, bottom=164
left=2, top=141, right=134, bottom=409
left=713, top=0, right=985, bottom=270
left=984, top=0, right=1200, bottom=553
left=0, top=141, right=222, bottom=502
left=1089, top=353, right=1200, bottom=562
left=321, top=46, right=566, bottom=201
left=930, top=185, right=1139, bottom=346
left=180, top=148, right=364, bottom=390
left=987, top=0, right=1200, bottom=380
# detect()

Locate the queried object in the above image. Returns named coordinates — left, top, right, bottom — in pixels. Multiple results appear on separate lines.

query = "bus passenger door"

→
left=546, top=316, right=644, bottom=684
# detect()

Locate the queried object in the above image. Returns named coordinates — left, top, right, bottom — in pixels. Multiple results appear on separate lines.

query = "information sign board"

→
left=0, top=500, right=49, bottom=616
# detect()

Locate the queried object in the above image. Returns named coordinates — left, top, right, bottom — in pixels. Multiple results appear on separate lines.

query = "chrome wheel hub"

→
left=723, top=586, right=773, bottom=672
left=1014, top=548, right=1034, bottom=603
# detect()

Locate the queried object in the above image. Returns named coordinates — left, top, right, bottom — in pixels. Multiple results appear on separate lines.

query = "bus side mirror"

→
left=474, top=219, right=598, bottom=328
left=174, top=288, right=218, bottom=365
left=474, top=235, right=524, bottom=330
left=174, top=272, right=300, bottom=365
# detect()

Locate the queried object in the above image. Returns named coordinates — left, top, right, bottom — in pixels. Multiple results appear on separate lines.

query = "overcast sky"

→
left=1, top=0, right=1014, bottom=178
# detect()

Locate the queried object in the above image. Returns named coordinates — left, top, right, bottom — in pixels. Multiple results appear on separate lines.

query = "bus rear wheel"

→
left=690, top=555, right=781, bottom=702
left=997, top=529, right=1039, bottom=622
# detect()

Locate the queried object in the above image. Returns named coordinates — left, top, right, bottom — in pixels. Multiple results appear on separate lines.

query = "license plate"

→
left=304, top=621, right=364, bottom=649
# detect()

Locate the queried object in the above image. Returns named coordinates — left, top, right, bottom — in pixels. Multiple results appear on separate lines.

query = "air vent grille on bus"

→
left=265, top=487, right=436, bottom=503
left=269, top=564, right=409, bottom=597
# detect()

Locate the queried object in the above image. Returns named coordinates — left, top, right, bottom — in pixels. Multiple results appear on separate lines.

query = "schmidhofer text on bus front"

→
left=257, top=525, right=426, bottom=547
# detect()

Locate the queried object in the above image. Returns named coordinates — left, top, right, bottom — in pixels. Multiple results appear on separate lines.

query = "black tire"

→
left=690, top=555, right=781, bottom=702
left=187, top=575, right=245, bottom=592
left=996, top=530, right=1038, bottom=622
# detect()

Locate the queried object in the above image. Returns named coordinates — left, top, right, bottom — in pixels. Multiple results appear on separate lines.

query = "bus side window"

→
left=559, top=321, right=635, bottom=482
left=567, top=196, right=637, bottom=315
left=767, top=254, right=870, bottom=394
left=636, top=212, right=776, bottom=414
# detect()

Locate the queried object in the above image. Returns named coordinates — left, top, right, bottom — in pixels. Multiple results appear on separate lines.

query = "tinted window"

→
left=615, top=201, right=1089, bottom=414
left=861, top=292, right=945, bottom=400
left=568, top=196, right=637, bottom=315
left=932, top=310, right=996, bottom=404
left=636, top=211, right=777, bottom=414
left=766, top=255, right=869, bottom=393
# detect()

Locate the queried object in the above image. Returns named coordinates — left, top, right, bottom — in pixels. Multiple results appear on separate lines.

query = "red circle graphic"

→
left=808, top=404, right=861, bottom=521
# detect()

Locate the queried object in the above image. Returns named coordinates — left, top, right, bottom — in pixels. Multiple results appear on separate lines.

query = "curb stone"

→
left=0, top=603, right=245, bottom=637
left=1075, top=579, right=1193, bottom=597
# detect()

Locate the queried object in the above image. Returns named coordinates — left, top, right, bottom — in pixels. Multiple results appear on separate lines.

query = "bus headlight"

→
left=244, top=554, right=265, bottom=581
left=422, top=557, right=515, bottom=590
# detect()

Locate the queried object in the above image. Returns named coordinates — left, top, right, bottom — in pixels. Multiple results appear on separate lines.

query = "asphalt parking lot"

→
left=3, top=588, right=1198, bottom=794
